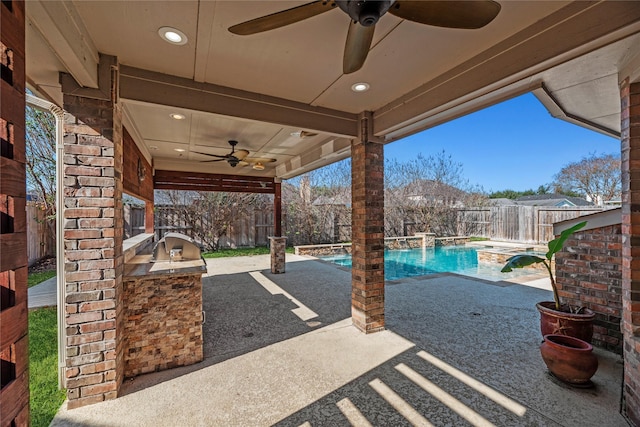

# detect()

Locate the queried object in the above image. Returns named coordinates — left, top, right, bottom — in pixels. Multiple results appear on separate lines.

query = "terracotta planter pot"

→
left=540, top=334, right=598, bottom=386
left=536, top=301, right=594, bottom=343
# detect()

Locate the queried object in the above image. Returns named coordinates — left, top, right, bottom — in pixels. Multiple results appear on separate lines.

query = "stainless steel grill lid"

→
left=151, top=232, right=202, bottom=262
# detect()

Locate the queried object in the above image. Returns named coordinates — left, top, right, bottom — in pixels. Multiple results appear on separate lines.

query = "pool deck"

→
left=51, top=254, right=627, bottom=426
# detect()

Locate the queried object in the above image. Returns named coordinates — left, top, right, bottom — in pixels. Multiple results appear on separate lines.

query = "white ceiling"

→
left=25, top=1, right=640, bottom=179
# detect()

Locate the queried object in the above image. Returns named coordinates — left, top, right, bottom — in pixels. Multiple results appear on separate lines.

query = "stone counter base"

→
left=123, top=272, right=203, bottom=377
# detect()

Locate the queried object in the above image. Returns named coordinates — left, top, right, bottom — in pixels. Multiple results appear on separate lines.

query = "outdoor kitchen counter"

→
left=124, top=254, right=206, bottom=278
left=123, top=254, right=205, bottom=378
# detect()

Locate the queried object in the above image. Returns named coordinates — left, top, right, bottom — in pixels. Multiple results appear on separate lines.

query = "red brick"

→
left=64, top=165, right=102, bottom=177
left=78, top=238, right=114, bottom=250
left=77, top=198, right=115, bottom=208
left=77, top=176, right=115, bottom=187
left=66, top=395, right=104, bottom=410
left=65, top=208, right=102, bottom=218
left=80, top=300, right=115, bottom=312
left=67, top=332, right=103, bottom=346
left=66, top=269, right=103, bottom=282
left=79, top=320, right=116, bottom=334
left=67, top=311, right=103, bottom=325
left=78, top=259, right=114, bottom=271
left=78, top=218, right=114, bottom=228
left=65, top=229, right=102, bottom=239
left=65, top=144, right=102, bottom=156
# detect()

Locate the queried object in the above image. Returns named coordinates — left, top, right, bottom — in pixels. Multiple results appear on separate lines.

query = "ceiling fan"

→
left=193, top=140, right=276, bottom=170
left=229, top=0, right=502, bottom=74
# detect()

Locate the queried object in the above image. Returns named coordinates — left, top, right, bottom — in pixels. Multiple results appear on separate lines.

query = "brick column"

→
left=274, top=181, right=282, bottom=237
left=269, top=236, right=286, bottom=274
left=351, top=112, right=385, bottom=333
left=62, top=89, right=124, bottom=408
left=621, top=78, right=640, bottom=424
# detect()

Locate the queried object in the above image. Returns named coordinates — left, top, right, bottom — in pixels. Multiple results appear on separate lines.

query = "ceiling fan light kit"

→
left=229, top=0, right=501, bottom=73
left=193, top=140, right=276, bottom=169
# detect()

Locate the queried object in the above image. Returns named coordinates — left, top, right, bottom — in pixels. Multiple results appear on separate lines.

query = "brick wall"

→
left=63, top=92, right=125, bottom=408
left=123, top=273, right=203, bottom=377
left=555, top=224, right=622, bottom=353
left=621, top=78, right=640, bottom=425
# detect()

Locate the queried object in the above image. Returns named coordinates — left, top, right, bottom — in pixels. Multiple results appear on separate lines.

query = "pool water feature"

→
left=320, top=246, right=538, bottom=281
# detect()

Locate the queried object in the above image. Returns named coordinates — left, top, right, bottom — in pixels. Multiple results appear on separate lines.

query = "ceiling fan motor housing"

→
left=336, top=0, right=395, bottom=26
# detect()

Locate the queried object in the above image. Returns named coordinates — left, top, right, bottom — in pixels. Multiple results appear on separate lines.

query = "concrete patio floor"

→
left=51, top=254, right=627, bottom=426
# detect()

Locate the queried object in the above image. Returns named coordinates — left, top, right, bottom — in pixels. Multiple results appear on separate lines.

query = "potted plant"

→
left=501, top=220, right=594, bottom=342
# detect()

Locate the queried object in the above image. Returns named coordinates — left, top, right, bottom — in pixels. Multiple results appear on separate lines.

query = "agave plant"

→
left=501, top=221, right=587, bottom=311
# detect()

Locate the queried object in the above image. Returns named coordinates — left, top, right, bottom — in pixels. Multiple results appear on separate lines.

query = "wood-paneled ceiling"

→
left=25, top=1, right=640, bottom=179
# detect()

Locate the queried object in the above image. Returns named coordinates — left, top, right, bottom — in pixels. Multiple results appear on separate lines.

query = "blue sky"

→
left=384, top=92, right=620, bottom=193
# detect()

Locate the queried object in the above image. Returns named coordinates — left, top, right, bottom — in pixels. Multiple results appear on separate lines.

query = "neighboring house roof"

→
left=515, top=194, right=594, bottom=207
left=489, top=198, right=517, bottom=206
left=402, top=179, right=467, bottom=207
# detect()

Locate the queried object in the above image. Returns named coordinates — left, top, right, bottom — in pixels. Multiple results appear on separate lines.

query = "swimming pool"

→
left=320, top=246, right=537, bottom=281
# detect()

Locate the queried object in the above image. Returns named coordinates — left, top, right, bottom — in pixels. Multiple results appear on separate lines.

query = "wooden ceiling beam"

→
left=153, top=170, right=276, bottom=194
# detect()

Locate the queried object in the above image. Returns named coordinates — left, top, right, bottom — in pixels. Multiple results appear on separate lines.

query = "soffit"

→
left=23, top=1, right=640, bottom=180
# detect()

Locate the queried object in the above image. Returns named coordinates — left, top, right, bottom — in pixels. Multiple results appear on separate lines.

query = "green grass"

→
left=469, top=236, right=490, bottom=242
left=28, top=270, right=56, bottom=288
left=202, top=246, right=294, bottom=258
left=29, top=307, right=66, bottom=427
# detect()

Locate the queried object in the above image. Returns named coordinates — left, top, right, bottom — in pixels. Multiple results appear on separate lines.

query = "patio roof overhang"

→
left=24, top=1, right=640, bottom=180
left=11, top=0, right=640, bottom=417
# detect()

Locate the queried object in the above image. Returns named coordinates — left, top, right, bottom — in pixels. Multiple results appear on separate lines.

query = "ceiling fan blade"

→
left=200, top=159, right=226, bottom=163
left=343, top=22, right=375, bottom=74
left=229, top=1, right=335, bottom=35
left=389, top=0, right=501, bottom=29
left=244, top=157, right=276, bottom=163
left=192, top=151, right=229, bottom=159
left=235, top=149, right=250, bottom=160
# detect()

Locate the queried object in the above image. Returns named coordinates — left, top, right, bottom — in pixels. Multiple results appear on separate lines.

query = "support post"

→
left=145, top=200, right=154, bottom=234
left=274, top=180, right=282, bottom=237
left=62, top=57, right=124, bottom=409
left=621, top=78, right=640, bottom=424
left=351, top=112, right=385, bottom=333
left=269, top=236, right=286, bottom=274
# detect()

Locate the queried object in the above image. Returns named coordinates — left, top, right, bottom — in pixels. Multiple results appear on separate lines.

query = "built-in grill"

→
left=151, top=232, right=203, bottom=263
left=123, top=231, right=206, bottom=378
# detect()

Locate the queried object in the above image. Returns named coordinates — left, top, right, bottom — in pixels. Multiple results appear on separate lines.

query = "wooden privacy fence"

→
left=128, top=203, right=608, bottom=249
left=124, top=204, right=146, bottom=239
left=457, top=206, right=606, bottom=244
left=26, top=202, right=55, bottom=265
left=153, top=205, right=274, bottom=248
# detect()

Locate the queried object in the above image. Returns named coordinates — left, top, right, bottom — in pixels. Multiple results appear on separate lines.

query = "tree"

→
left=553, top=153, right=621, bottom=205
left=384, top=150, right=488, bottom=236
left=25, top=105, right=57, bottom=241
left=283, top=159, right=351, bottom=245
left=488, top=185, right=551, bottom=199
left=160, top=190, right=271, bottom=250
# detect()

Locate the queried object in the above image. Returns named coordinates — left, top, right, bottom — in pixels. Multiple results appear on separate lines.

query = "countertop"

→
left=124, top=254, right=206, bottom=278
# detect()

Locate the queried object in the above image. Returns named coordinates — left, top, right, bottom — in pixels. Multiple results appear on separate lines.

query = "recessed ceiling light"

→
left=351, top=82, right=370, bottom=92
left=169, top=113, right=185, bottom=120
left=158, top=27, right=188, bottom=45
left=174, top=148, right=186, bottom=152
left=149, top=145, right=159, bottom=150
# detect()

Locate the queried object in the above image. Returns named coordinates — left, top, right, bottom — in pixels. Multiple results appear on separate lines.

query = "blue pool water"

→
left=320, top=246, right=534, bottom=281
